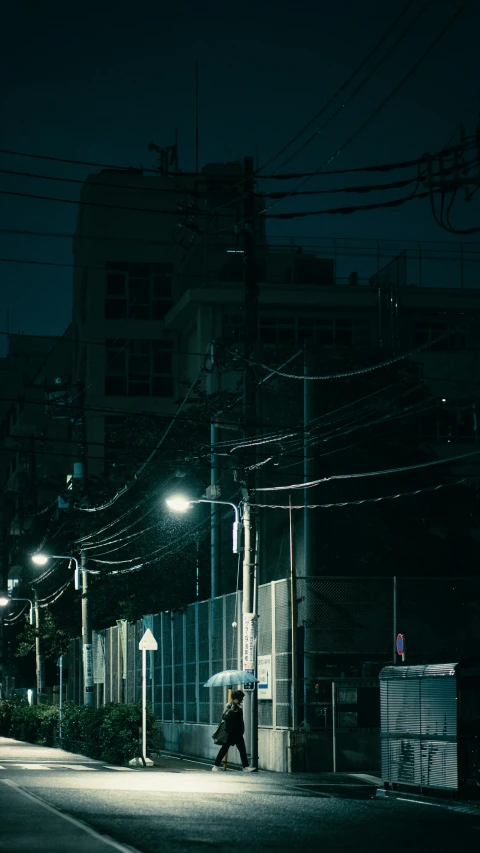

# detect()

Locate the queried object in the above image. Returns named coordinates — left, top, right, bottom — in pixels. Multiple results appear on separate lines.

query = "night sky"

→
left=1, top=0, right=479, bottom=356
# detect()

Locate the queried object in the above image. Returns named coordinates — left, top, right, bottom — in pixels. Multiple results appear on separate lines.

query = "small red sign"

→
left=396, top=633, right=405, bottom=655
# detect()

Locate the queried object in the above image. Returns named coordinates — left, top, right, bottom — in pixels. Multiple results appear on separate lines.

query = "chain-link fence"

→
left=67, top=576, right=480, bottom=733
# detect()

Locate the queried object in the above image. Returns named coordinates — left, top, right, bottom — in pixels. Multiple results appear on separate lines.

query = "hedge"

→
left=0, top=697, right=156, bottom=765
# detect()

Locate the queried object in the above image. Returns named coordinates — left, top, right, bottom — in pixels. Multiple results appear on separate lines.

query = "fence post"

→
left=332, top=680, right=337, bottom=773
left=195, top=603, right=200, bottom=724
left=271, top=582, right=277, bottom=731
left=208, top=599, right=213, bottom=725
left=160, top=614, right=165, bottom=723
left=183, top=612, right=187, bottom=724
left=393, top=576, right=397, bottom=664
left=171, top=615, right=175, bottom=721
left=222, top=595, right=227, bottom=708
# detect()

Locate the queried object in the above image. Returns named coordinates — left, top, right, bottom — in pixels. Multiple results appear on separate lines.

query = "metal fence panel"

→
left=65, top=576, right=480, bottom=738
left=185, top=605, right=197, bottom=722
left=275, top=580, right=292, bottom=728
left=173, top=614, right=184, bottom=722
left=258, top=583, right=273, bottom=727
left=162, top=614, right=172, bottom=721
left=198, top=601, right=210, bottom=723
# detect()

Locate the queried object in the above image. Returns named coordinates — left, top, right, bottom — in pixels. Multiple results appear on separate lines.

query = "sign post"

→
left=135, top=628, right=158, bottom=767
left=396, top=633, right=406, bottom=663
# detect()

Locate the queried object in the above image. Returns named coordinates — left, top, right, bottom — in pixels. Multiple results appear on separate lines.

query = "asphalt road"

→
left=1, top=737, right=480, bottom=853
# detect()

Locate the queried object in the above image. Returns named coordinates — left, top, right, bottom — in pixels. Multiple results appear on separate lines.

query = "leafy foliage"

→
left=0, top=698, right=156, bottom=764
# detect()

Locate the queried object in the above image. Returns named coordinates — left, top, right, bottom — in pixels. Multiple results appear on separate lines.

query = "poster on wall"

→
left=258, top=654, right=272, bottom=700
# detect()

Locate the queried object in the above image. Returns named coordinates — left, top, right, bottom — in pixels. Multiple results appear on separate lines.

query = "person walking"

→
left=212, top=690, right=256, bottom=772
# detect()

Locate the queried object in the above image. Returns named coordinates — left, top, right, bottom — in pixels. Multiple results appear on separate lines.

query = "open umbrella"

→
left=204, top=669, right=259, bottom=688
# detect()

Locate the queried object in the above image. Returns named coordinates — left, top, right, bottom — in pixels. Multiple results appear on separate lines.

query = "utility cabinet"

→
left=379, top=660, right=480, bottom=794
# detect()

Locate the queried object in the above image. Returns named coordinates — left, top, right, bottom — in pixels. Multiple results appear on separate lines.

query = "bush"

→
left=0, top=697, right=59, bottom=746
left=98, top=703, right=155, bottom=765
left=0, top=698, right=156, bottom=765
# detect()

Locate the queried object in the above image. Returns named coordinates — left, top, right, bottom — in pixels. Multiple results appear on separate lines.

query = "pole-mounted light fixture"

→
left=166, top=494, right=242, bottom=554
left=0, top=596, right=34, bottom=625
left=31, top=553, right=81, bottom=590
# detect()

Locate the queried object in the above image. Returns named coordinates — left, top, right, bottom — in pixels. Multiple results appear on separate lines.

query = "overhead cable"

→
left=235, top=316, right=476, bottom=380
left=261, top=0, right=431, bottom=175
left=255, top=448, right=480, bottom=493
left=259, top=1, right=471, bottom=216
left=252, top=478, right=467, bottom=508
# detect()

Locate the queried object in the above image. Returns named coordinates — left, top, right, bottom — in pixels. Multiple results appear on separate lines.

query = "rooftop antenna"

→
left=195, top=58, right=199, bottom=173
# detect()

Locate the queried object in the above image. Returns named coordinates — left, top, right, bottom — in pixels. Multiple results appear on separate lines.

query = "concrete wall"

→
left=155, top=721, right=380, bottom=774
left=156, top=722, right=290, bottom=773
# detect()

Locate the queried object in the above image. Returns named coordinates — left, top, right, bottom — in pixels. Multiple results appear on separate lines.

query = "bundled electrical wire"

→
left=252, top=478, right=467, bottom=508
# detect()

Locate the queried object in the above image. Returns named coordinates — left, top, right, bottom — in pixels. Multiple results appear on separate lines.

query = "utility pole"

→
left=303, top=345, right=316, bottom=728
left=81, top=547, right=93, bottom=706
left=34, top=591, right=44, bottom=705
left=73, top=378, right=93, bottom=706
left=241, top=154, right=259, bottom=769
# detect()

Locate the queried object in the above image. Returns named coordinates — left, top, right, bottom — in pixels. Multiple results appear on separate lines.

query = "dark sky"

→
left=1, top=0, right=479, bottom=356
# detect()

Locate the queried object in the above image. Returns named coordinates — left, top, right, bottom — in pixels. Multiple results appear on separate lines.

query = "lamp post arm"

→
left=9, top=597, right=34, bottom=625
left=195, top=499, right=242, bottom=554
left=196, top=499, right=240, bottom=526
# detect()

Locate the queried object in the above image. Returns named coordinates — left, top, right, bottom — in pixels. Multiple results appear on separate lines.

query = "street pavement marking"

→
left=102, top=766, right=136, bottom=771
left=1, top=779, right=144, bottom=853
left=57, top=764, right=97, bottom=771
left=0, top=765, right=4, bottom=769
left=13, top=764, right=53, bottom=770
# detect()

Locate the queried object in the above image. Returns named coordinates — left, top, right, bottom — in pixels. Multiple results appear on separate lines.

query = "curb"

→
left=376, top=787, right=480, bottom=815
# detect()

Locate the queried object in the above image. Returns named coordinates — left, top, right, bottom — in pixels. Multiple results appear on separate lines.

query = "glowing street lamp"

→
left=165, top=496, right=191, bottom=513
left=32, top=553, right=81, bottom=590
left=166, top=495, right=242, bottom=554
left=0, top=596, right=34, bottom=625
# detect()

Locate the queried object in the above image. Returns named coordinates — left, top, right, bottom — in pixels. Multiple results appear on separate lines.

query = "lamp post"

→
left=0, top=596, right=34, bottom=625
left=166, top=495, right=242, bottom=597
left=31, top=552, right=93, bottom=706
left=0, top=594, right=39, bottom=701
left=166, top=493, right=258, bottom=770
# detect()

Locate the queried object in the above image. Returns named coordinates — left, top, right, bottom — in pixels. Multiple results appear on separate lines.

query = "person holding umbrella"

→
left=212, top=690, right=256, bottom=772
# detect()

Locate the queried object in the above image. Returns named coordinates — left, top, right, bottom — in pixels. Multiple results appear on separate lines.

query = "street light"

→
left=31, top=551, right=93, bottom=707
left=0, top=596, right=34, bottom=625
left=32, top=553, right=81, bottom=590
left=166, top=495, right=242, bottom=554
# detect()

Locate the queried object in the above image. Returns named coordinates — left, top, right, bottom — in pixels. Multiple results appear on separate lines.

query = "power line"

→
left=0, top=148, right=238, bottom=177
left=255, top=447, right=480, bottom=493
left=2, top=145, right=463, bottom=179
left=74, top=363, right=205, bottom=512
left=0, top=392, right=301, bottom=435
left=259, top=1, right=472, bottom=216
left=252, top=478, right=467, bottom=508
left=2, top=160, right=463, bottom=199
left=234, top=315, right=477, bottom=380
left=0, top=183, right=443, bottom=221
left=260, top=0, right=430, bottom=175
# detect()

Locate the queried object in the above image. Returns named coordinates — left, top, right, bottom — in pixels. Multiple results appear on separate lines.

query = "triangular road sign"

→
left=139, top=628, right=158, bottom=651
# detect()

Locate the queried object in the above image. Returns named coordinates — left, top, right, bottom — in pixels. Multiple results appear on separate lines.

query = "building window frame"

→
left=105, top=262, right=174, bottom=321
left=105, top=338, right=174, bottom=398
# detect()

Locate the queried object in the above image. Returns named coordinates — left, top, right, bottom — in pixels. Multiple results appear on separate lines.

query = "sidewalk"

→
left=0, top=778, right=140, bottom=853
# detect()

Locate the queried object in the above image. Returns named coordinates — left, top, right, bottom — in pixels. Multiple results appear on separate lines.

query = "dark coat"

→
left=222, top=701, right=245, bottom=736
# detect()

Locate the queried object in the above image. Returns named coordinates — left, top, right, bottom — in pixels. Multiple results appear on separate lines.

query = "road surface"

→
left=1, top=737, right=479, bottom=853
